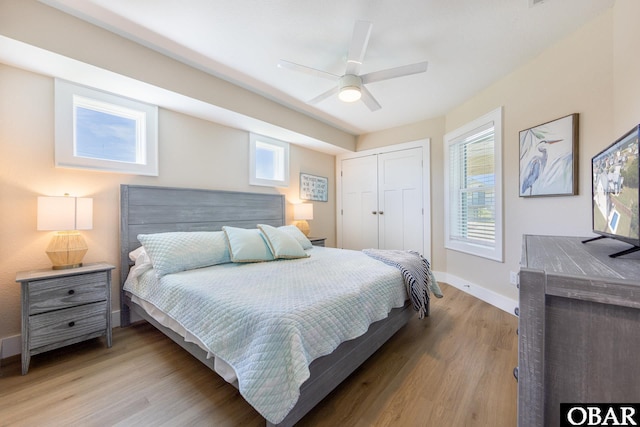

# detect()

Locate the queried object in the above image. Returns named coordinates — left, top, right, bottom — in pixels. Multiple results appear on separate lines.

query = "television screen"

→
left=591, top=125, right=640, bottom=250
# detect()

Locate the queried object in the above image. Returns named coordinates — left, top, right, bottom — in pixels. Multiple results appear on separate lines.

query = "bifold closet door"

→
left=377, top=148, right=423, bottom=252
left=341, top=155, right=379, bottom=250
left=340, top=147, right=423, bottom=252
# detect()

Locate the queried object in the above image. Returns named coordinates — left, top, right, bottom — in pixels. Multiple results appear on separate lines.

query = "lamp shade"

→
left=293, top=203, right=313, bottom=220
left=37, top=195, right=93, bottom=269
left=37, top=196, right=93, bottom=231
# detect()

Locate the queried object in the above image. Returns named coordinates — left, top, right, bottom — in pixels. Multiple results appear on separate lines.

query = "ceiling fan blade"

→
left=360, top=86, right=381, bottom=111
left=278, top=60, right=340, bottom=81
left=361, top=61, right=428, bottom=84
left=345, top=20, right=372, bottom=75
left=308, top=86, right=339, bottom=104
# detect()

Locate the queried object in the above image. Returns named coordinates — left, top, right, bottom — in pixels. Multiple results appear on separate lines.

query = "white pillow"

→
left=258, top=224, right=309, bottom=259
left=126, top=246, right=153, bottom=284
left=222, top=226, right=274, bottom=263
left=277, top=225, right=313, bottom=249
left=137, top=231, right=230, bottom=277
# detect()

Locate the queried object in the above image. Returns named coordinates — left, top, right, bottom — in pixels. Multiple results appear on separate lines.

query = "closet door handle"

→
left=378, top=211, right=384, bottom=215
left=372, top=211, right=378, bottom=215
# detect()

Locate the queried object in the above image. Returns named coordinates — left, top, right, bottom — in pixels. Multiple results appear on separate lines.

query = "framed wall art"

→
left=519, top=113, right=579, bottom=197
left=300, top=173, right=328, bottom=202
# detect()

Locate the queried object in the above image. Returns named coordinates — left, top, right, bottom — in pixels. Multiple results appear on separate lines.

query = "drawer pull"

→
left=513, top=367, right=518, bottom=381
left=68, top=321, right=75, bottom=327
left=68, top=289, right=75, bottom=295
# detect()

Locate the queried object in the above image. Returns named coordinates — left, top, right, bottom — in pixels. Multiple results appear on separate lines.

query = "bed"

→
left=119, top=184, right=432, bottom=426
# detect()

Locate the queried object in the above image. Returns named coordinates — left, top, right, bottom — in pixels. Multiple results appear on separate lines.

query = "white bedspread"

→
left=124, top=246, right=406, bottom=424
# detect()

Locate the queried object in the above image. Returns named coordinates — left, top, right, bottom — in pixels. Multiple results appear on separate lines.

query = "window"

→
left=55, top=79, right=158, bottom=175
left=249, top=133, right=289, bottom=187
left=444, top=107, right=503, bottom=261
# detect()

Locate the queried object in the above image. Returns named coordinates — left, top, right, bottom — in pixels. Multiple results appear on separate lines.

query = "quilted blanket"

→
left=124, top=246, right=406, bottom=424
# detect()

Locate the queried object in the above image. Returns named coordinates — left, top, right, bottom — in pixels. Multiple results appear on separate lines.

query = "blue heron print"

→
left=519, top=115, right=577, bottom=197
left=521, top=139, right=562, bottom=195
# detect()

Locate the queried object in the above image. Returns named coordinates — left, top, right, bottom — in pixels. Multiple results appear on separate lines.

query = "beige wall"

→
left=613, top=0, right=640, bottom=135
left=356, top=118, right=446, bottom=271
left=0, top=0, right=356, bottom=153
left=357, top=6, right=629, bottom=303
left=445, top=8, right=615, bottom=301
left=0, top=64, right=336, bottom=342
left=3, top=0, right=639, bottom=347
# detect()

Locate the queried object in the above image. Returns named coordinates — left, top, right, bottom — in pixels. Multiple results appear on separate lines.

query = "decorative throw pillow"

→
left=277, top=225, right=313, bottom=249
left=222, top=226, right=275, bottom=263
left=137, top=231, right=230, bottom=277
left=258, top=224, right=309, bottom=259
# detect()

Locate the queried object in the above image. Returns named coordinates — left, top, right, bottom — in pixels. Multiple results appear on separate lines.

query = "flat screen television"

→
left=585, top=124, right=640, bottom=257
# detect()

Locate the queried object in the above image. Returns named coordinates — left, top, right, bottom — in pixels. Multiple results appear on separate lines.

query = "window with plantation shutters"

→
left=444, top=108, right=503, bottom=262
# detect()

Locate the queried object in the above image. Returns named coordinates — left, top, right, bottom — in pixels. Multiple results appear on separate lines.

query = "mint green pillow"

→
left=137, top=231, right=230, bottom=277
left=258, top=224, right=309, bottom=259
left=277, top=225, right=313, bottom=249
left=222, top=226, right=275, bottom=263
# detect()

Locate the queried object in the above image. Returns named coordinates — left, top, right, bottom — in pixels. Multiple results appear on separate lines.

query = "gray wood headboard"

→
left=119, top=184, right=285, bottom=296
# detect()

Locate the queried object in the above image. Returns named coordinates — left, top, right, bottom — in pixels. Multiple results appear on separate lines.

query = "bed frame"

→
left=119, top=184, right=413, bottom=427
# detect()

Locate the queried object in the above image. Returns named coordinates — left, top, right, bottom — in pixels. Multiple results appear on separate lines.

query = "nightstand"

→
left=15, top=262, right=115, bottom=375
left=308, top=237, right=326, bottom=247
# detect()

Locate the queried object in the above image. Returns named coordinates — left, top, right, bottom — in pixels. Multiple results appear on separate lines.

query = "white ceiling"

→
left=41, top=0, right=614, bottom=136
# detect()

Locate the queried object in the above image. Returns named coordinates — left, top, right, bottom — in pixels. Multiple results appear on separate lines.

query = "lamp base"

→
left=52, top=263, right=83, bottom=270
left=294, top=220, right=310, bottom=236
left=46, top=231, right=88, bottom=270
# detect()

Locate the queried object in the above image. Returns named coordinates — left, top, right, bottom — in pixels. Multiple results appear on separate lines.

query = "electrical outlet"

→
left=510, top=271, right=519, bottom=286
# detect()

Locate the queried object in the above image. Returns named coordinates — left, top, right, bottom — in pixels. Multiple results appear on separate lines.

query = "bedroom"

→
left=1, top=0, right=639, bottom=425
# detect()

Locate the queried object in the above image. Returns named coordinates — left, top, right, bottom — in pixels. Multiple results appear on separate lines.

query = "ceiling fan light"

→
left=339, top=86, right=361, bottom=102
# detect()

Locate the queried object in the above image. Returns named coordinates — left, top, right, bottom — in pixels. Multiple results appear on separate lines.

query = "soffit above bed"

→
left=38, top=0, right=614, bottom=134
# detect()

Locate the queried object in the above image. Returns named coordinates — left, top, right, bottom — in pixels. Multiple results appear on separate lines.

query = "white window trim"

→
left=249, top=133, right=290, bottom=187
left=444, top=107, right=503, bottom=262
left=54, top=79, right=159, bottom=176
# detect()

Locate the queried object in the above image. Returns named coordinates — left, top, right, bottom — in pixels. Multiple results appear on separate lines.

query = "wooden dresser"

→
left=518, top=235, right=640, bottom=427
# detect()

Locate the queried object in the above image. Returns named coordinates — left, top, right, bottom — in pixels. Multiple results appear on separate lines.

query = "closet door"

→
left=378, top=147, right=423, bottom=252
left=341, top=155, right=379, bottom=250
left=340, top=147, right=423, bottom=252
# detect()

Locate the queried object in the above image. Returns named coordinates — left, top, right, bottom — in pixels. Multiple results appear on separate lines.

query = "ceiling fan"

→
left=278, top=20, right=428, bottom=111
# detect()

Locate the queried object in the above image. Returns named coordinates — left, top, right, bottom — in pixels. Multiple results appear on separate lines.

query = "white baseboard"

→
left=433, top=270, right=519, bottom=316
left=1, top=310, right=123, bottom=360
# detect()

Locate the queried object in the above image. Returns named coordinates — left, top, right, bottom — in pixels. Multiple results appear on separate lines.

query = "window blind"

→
left=448, top=122, right=496, bottom=247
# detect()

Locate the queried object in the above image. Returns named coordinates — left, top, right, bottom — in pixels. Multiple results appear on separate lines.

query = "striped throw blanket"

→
left=363, top=249, right=442, bottom=319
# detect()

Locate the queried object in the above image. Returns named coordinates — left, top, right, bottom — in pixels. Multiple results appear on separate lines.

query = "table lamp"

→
left=293, top=203, right=313, bottom=236
left=37, top=195, right=93, bottom=269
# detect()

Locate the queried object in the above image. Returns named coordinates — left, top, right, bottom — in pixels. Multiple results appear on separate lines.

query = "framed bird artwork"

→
left=519, top=113, right=579, bottom=197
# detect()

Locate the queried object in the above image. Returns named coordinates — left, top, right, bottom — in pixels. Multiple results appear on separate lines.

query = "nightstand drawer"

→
left=29, top=301, right=108, bottom=350
left=28, top=272, right=107, bottom=315
left=308, top=237, right=326, bottom=247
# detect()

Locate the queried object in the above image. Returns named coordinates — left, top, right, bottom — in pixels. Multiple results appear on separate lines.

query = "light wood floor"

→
left=0, top=283, right=518, bottom=426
